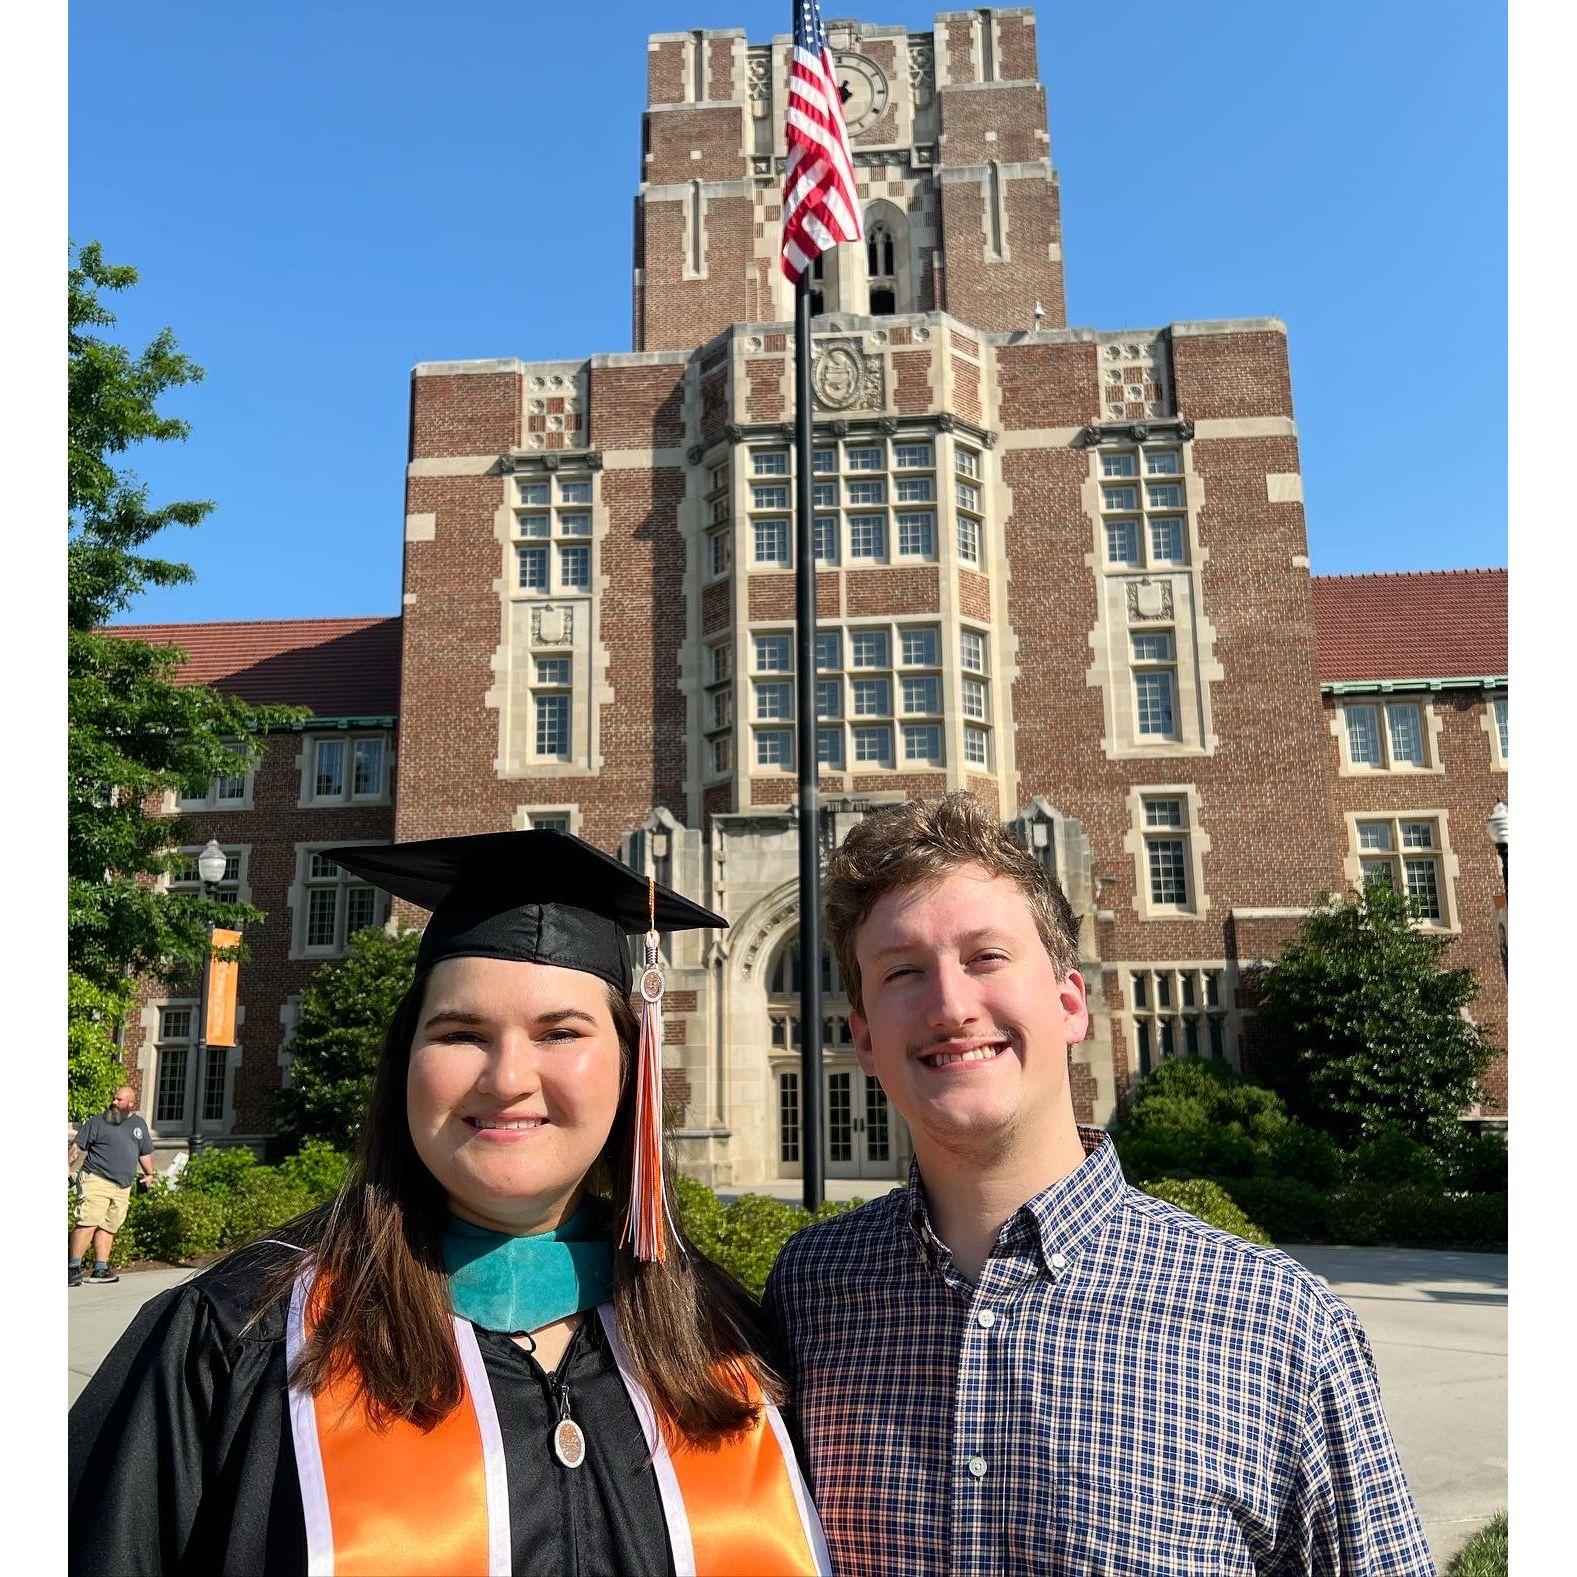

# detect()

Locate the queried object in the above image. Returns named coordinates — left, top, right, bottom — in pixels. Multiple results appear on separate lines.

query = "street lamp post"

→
left=1486, top=803, right=1508, bottom=975
left=1487, top=802, right=1508, bottom=889
left=191, top=839, right=228, bottom=1157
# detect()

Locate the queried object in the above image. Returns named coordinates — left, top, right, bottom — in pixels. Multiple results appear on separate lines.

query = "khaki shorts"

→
left=75, top=1172, right=132, bottom=1233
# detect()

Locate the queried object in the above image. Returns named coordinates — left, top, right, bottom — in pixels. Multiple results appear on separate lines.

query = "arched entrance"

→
left=765, top=933, right=909, bottom=1181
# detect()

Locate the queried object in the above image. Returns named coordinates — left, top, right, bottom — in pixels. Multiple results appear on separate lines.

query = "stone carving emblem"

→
left=1126, top=580, right=1174, bottom=623
left=908, top=41, right=934, bottom=106
left=747, top=51, right=771, bottom=118
left=831, top=52, right=890, bottom=134
left=533, top=605, right=574, bottom=646
left=812, top=340, right=885, bottom=412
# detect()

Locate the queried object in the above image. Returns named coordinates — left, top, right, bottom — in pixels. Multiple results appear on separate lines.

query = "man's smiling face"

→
left=848, top=863, right=1089, bottom=1157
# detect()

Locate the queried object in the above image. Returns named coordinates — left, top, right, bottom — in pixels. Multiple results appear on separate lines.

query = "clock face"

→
left=833, top=52, right=890, bottom=136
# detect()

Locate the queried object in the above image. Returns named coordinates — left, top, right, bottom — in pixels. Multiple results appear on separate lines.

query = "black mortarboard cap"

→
left=325, top=830, right=725, bottom=995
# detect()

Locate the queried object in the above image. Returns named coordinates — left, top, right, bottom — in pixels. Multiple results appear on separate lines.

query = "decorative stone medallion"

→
left=812, top=340, right=885, bottom=412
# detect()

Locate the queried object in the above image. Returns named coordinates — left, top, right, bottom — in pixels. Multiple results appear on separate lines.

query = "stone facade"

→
left=111, top=11, right=1507, bottom=1178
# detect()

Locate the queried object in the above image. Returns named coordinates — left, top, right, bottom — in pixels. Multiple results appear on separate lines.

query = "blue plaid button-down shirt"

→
left=764, top=1128, right=1434, bottom=1575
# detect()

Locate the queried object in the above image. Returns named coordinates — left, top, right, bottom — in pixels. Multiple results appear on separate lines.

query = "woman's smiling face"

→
left=406, top=955, right=625, bottom=1234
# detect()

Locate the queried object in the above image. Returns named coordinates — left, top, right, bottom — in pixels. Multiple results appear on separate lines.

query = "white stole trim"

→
left=764, top=1400, right=833, bottom=1575
left=597, top=1303, right=698, bottom=1577
left=596, top=1302, right=831, bottom=1576
left=453, top=1314, right=513, bottom=1577
left=285, top=1268, right=336, bottom=1577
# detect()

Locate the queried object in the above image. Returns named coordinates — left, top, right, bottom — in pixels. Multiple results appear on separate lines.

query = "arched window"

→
left=862, top=211, right=904, bottom=316
left=867, top=224, right=895, bottom=280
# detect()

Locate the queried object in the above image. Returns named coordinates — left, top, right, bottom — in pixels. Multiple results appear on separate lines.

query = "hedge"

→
left=1139, top=1179, right=1271, bottom=1245
left=1215, top=1176, right=1507, bottom=1252
left=91, top=1140, right=349, bottom=1269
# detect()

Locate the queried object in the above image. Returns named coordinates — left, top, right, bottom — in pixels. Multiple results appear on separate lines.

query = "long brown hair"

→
left=261, top=969, right=781, bottom=1441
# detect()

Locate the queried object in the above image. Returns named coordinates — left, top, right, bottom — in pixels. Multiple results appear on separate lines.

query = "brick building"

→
left=112, top=9, right=1507, bottom=1179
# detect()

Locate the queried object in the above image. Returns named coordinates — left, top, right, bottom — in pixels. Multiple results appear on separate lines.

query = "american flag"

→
left=780, top=0, right=863, bottom=282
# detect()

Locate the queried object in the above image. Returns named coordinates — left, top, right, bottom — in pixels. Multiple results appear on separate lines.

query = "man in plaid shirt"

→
left=764, top=793, right=1434, bottom=1575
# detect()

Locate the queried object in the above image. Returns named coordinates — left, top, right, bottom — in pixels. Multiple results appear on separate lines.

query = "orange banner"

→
left=205, top=928, right=241, bottom=1047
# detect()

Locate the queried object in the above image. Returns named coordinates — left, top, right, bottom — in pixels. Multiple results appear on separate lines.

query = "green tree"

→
left=275, top=927, right=423, bottom=1148
left=1249, top=880, right=1493, bottom=1154
left=68, top=242, right=304, bottom=1117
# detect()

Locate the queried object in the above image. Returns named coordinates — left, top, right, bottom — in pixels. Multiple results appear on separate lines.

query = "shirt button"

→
left=967, top=1456, right=988, bottom=1479
left=1049, top=1252, right=1068, bottom=1272
left=976, top=1307, right=997, bottom=1328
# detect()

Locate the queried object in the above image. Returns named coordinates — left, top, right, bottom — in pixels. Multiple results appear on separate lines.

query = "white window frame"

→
left=174, top=739, right=256, bottom=812
left=1344, top=810, right=1460, bottom=932
left=300, top=732, right=392, bottom=807
left=1336, top=696, right=1439, bottom=773
left=291, top=842, right=391, bottom=960
left=1124, top=785, right=1212, bottom=921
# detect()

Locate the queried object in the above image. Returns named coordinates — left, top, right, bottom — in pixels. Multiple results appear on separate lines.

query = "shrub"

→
left=1216, top=1177, right=1333, bottom=1243
left=131, top=1189, right=228, bottom=1264
left=1140, top=1179, right=1271, bottom=1245
left=710, top=1195, right=817, bottom=1297
left=177, top=1144, right=260, bottom=1201
left=277, top=1140, right=352, bottom=1206
left=1265, top=1122, right=1344, bottom=1189
left=1250, top=882, right=1494, bottom=1153
left=1347, top=1127, right=1445, bottom=1189
left=673, top=1171, right=727, bottom=1261
left=275, top=926, right=423, bottom=1148
left=1445, top=1130, right=1508, bottom=1194
left=223, top=1170, right=313, bottom=1248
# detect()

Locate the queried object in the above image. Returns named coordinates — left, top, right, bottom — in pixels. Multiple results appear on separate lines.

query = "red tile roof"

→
left=104, top=617, right=402, bottom=717
left=1311, top=570, right=1506, bottom=684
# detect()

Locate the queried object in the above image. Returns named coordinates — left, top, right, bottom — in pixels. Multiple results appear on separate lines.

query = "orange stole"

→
left=307, top=1352, right=494, bottom=1576
left=662, top=1400, right=823, bottom=1576
left=285, top=1271, right=828, bottom=1577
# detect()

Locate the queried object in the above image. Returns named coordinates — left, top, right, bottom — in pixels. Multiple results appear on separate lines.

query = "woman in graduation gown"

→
left=69, top=830, right=830, bottom=1577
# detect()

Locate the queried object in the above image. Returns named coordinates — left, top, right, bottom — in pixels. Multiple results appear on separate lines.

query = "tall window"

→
left=1129, top=966, right=1230, bottom=1077
left=1098, top=446, right=1188, bottom=569
left=866, top=223, right=896, bottom=315
left=1142, top=796, right=1189, bottom=908
left=308, top=734, right=388, bottom=803
left=778, top=1071, right=801, bottom=1164
left=300, top=849, right=387, bottom=956
left=152, top=1006, right=195, bottom=1127
left=1491, top=695, right=1508, bottom=764
left=1132, top=633, right=1178, bottom=740
left=515, top=474, right=596, bottom=595
left=704, top=640, right=733, bottom=780
left=1342, top=700, right=1429, bottom=770
left=809, top=622, right=944, bottom=774
left=1355, top=816, right=1449, bottom=924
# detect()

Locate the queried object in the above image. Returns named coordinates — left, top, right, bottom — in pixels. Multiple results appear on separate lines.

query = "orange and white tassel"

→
left=625, top=902, right=669, bottom=1263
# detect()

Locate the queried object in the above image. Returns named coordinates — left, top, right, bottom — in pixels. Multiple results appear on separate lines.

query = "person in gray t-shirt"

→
left=68, top=1087, right=155, bottom=1286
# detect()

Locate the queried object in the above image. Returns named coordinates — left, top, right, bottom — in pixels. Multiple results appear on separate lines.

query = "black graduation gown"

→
left=68, top=1241, right=675, bottom=1577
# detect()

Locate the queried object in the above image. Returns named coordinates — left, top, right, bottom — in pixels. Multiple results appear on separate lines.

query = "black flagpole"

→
left=793, top=273, right=825, bottom=1212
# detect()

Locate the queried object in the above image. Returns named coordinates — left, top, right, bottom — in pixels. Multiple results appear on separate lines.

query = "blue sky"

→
left=68, top=0, right=1507, bottom=626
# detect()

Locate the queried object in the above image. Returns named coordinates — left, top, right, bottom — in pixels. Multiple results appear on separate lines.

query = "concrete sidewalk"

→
left=68, top=1244, right=1504, bottom=1570
left=1286, top=1246, right=1506, bottom=1567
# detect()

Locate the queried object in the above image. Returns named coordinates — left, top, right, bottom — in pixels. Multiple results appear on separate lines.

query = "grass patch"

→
left=1445, top=1513, right=1507, bottom=1577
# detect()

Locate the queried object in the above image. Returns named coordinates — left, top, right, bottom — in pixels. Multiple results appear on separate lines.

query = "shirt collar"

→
left=905, top=1126, right=1126, bottom=1277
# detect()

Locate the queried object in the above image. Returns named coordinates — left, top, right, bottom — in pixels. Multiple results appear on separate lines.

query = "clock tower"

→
left=634, top=8, right=1066, bottom=352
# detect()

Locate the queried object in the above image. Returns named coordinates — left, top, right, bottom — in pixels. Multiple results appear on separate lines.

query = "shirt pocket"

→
left=1027, top=1470, right=1259, bottom=1577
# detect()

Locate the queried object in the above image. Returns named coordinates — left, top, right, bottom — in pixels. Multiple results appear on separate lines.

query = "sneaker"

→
left=88, top=1267, right=119, bottom=1284
left=68, top=1267, right=83, bottom=1288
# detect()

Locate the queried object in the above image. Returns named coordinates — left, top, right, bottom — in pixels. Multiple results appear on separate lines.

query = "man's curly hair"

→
left=822, top=791, right=1080, bottom=1013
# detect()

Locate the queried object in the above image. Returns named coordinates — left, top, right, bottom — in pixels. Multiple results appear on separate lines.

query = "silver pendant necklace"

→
left=552, top=1382, right=586, bottom=1469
